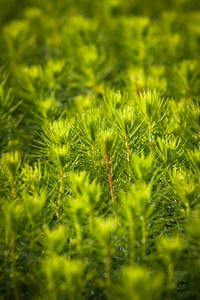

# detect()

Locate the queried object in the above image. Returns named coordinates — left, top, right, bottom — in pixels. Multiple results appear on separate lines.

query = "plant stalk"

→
left=50, top=281, right=57, bottom=300
left=30, top=221, right=35, bottom=268
left=76, top=223, right=82, bottom=257
left=57, top=168, right=64, bottom=218
left=92, top=145, right=99, bottom=182
left=11, top=182, right=15, bottom=202
left=148, top=122, right=154, bottom=150
left=5, top=230, right=9, bottom=270
left=167, top=263, right=174, bottom=299
left=185, top=203, right=190, bottom=216
left=130, top=219, right=135, bottom=264
left=104, top=243, right=111, bottom=297
left=10, top=237, right=20, bottom=300
left=89, top=212, right=93, bottom=235
left=142, top=218, right=146, bottom=258
left=106, top=152, right=115, bottom=206
left=125, top=135, right=131, bottom=182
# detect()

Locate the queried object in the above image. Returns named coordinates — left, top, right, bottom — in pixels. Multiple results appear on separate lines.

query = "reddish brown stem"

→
left=106, top=152, right=115, bottom=206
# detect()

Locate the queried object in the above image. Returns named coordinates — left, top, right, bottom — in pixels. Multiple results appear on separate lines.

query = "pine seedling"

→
left=99, top=129, right=117, bottom=206
left=34, top=97, right=61, bottom=123
left=178, top=101, right=200, bottom=149
left=187, top=149, right=200, bottom=175
left=21, top=160, right=49, bottom=195
left=93, top=217, right=117, bottom=297
left=186, top=208, right=200, bottom=253
left=41, top=120, right=76, bottom=217
left=1, top=201, right=25, bottom=300
left=147, top=65, right=168, bottom=96
left=42, top=119, right=73, bottom=147
left=42, top=256, right=84, bottom=300
left=35, top=0, right=68, bottom=53
left=1, top=20, right=36, bottom=79
left=67, top=173, right=96, bottom=258
left=0, top=72, right=22, bottom=152
left=165, top=99, right=182, bottom=136
left=159, top=12, right=184, bottom=62
left=23, top=190, right=47, bottom=223
left=131, top=152, right=154, bottom=183
left=74, top=43, right=114, bottom=97
left=169, top=168, right=198, bottom=216
left=111, top=16, right=157, bottom=71
left=168, top=60, right=200, bottom=100
left=68, top=171, right=101, bottom=232
left=43, top=225, right=67, bottom=255
left=60, top=15, right=101, bottom=49
left=17, top=60, right=71, bottom=105
left=66, top=172, right=102, bottom=260
left=101, top=91, right=128, bottom=117
left=75, top=109, right=103, bottom=179
left=72, top=95, right=94, bottom=113
left=114, top=106, right=142, bottom=181
left=126, top=67, right=146, bottom=96
left=155, top=135, right=184, bottom=168
left=47, top=144, right=71, bottom=171
left=185, top=209, right=200, bottom=298
left=120, top=182, right=153, bottom=262
left=47, top=145, right=71, bottom=217
left=119, top=189, right=136, bottom=264
left=126, top=65, right=167, bottom=98
left=116, top=266, right=163, bottom=300
left=136, top=90, right=168, bottom=149
left=22, top=190, right=47, bottom=269
left=15, top=60, right=71, bottom=130
left=67, top=198, right=86, bottom=258
left=75, top=109, right=102, bottom=147
left=1, top=151, right=21, bottom=201
left=157, top=235, right=183, bottom=297
left=60, top=16, right=104, bottom=85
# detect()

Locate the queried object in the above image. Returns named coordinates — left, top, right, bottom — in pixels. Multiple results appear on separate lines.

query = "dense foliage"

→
left=1, top=0, right=200, bottom=299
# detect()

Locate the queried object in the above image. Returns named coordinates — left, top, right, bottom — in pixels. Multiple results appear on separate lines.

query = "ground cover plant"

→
left=1, top=0, right=200, bottom=299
